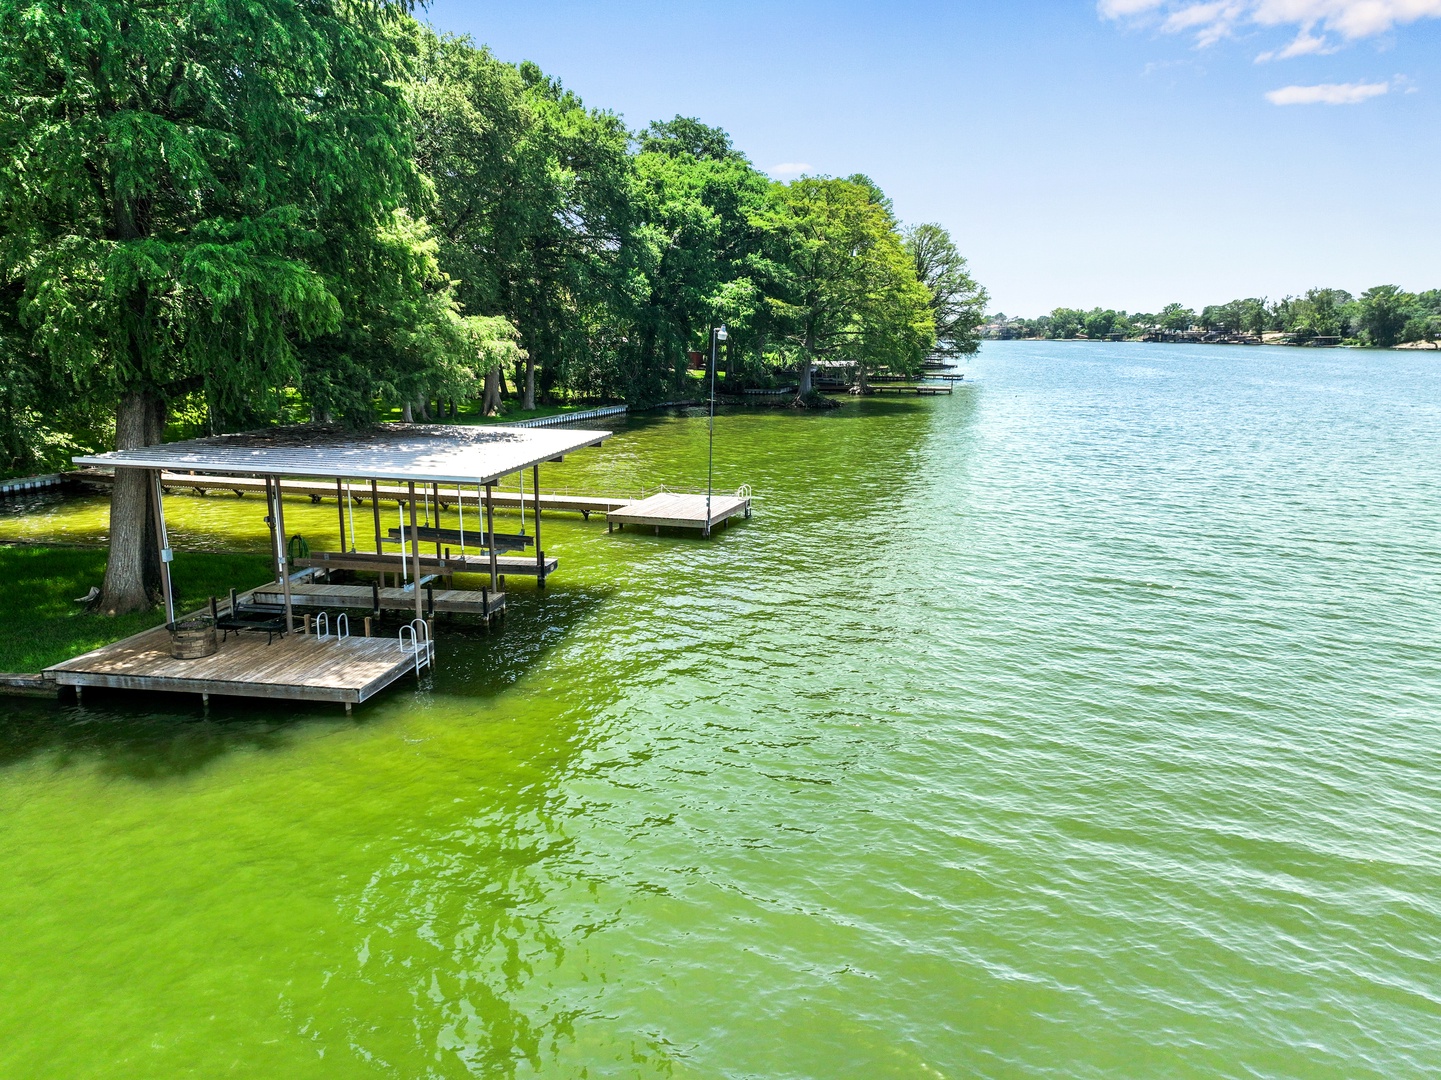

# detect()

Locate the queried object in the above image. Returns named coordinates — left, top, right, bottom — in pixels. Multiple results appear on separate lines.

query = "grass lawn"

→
left=0, top=545, right=273, bottom=673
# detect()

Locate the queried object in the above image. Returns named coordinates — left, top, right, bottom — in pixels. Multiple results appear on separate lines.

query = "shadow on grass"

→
left=0, top=584, right=610, bottom=781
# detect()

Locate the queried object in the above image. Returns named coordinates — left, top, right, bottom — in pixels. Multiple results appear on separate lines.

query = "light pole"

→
left=705, top=323, right=727, bottom=537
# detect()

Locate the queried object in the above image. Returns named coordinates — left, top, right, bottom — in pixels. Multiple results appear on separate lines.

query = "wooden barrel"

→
left=169, top=618, right=218, bottom=659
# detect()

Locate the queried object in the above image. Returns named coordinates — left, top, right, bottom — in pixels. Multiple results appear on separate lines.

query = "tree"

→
left=1048, top=308, right=1084, bottom=338
left=0, top=0, right=428, bottom=612
left=756, top=176, right=933, bottom=397
left=1358, top=284, right=1412, bottom=348
left=624, top=118, right=770, bottom=397
left=1159, top=303, right=1195, bottom=332
left=904, top=224, right=988, bottom=359
left=1083, top=308, right=1120, bottom=339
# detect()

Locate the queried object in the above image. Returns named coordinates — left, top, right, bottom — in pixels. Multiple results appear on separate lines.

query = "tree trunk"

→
left=797, top=356, right=813, bottom=397
left=98, top=391, right=164, bottom=615
left=523, top=357, right=536, bottom=410
left=402, top=401, right=413, bottom=423
left=482, top=368, right=501, bottom=416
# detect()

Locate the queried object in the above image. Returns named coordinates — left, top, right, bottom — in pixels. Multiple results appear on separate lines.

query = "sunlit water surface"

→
left=2, top=341, right=1439, bottom=1078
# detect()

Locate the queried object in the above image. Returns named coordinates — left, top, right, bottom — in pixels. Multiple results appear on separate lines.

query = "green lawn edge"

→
left=0, top=546, right=273, bottom=674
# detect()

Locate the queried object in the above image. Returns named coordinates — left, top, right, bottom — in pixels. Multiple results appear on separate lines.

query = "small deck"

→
left=607, top=491, right=751, bottom=533
left=46, top=624, right=425, bottom=706
left=251, top=582, right=506, bottom=618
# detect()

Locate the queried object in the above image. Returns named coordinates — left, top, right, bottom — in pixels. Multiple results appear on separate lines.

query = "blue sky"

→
left=421, top=1, right=1441, bottom=315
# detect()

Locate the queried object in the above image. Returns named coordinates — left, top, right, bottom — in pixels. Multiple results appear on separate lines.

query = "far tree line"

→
left=984, top=286, right=1441, bottom=347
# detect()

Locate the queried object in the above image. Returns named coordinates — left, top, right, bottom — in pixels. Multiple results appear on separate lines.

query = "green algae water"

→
left=2, top=340, right=1440, bottom=1078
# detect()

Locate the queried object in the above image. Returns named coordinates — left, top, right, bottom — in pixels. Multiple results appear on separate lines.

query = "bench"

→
left=214, top=592, right=288, bottom=645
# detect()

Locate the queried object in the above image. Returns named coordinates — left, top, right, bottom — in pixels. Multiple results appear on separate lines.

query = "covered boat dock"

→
left=48, top=423, right=609, bottom=709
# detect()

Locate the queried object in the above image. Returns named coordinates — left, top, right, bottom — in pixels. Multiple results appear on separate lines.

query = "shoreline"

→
left=980, top=336, right=1437, bottom=351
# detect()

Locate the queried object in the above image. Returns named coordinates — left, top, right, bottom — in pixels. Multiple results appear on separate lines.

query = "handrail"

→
left=336, top=612, right=349, bottom=641
left=314, top=611, right=330, bottom=641
left=399, top=619, right=432, bottom=676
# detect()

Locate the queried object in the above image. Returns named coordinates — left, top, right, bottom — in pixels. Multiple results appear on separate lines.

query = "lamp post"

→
left=705, top=323, right=728, bottom=537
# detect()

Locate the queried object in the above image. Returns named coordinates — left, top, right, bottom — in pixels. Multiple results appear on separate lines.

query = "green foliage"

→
left=905, top=224, right=987, bottom=356
left=1159, top=304, right=1196, bottom=332
left=1359, top=285, right=1415, bottom=348
left=0, top=0, right=445, bottom=428
left=1048, top=308, right=1084, bottom=338
left=995, top=284, right=1441, bottom=349
left=1, top=9, right=981, bottom=462
left=756, top=176, right=934, bottom=388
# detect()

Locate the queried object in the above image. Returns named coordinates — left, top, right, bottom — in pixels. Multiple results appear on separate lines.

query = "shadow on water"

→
left=0, top=586, right=609, bottom=782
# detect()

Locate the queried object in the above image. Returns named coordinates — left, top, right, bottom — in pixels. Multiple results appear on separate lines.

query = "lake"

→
left=2, top=340, right=1439, bottom=1077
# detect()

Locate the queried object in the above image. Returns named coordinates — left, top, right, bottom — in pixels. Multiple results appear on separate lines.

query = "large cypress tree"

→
left=0, top=0, right=421, bottom=613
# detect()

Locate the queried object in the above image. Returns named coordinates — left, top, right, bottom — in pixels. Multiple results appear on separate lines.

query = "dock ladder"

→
left=398, top=619, right=434, bottom=677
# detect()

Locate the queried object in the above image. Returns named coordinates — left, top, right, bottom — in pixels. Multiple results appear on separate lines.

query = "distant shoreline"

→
left=983, top=336, right=1438, bottom=351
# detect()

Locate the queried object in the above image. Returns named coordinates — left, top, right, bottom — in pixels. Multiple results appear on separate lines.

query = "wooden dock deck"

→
left=46, top=624, right=425, bottom=707
left=251, top=582, right=506, bottom=618
left=607, top=491, right=751, bottom=533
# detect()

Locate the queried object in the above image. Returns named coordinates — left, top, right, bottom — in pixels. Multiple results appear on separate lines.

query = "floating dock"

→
left=607, top=490, right=751, bottom=534
left=46, top=622, right=427, bottom=709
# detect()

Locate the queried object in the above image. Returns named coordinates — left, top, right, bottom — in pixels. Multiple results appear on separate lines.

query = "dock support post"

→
left=266, top=483, right=280, bottom=580
left=370, top=480, right=382, bottom=552
left=148, top=469, right=176, bottom=625
left=432, top=482, right=443, bottom=561
left=485, top=483, right=499, bottom=592
left=370, top=479, right=383, bottom=584
left=270, top=477, right=295, bottom=634
left=336, top=478, right=347, bottom=553
left=345, top=701, right=353, bottom=717
left=408, top=481, right=423, bottom=628
left=364, top=616, right=372, bottom=638
left=533, top=464, right=544, bottom=589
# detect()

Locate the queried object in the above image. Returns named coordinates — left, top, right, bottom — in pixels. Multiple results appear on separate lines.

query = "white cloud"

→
left=1256, top=26, right=1337, bottom=59
left=1265, top=79, right=1391, bottom=102
left=1100, top=0, right=1441, bottom=51
left=768, top=163, right=812, bottom=177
